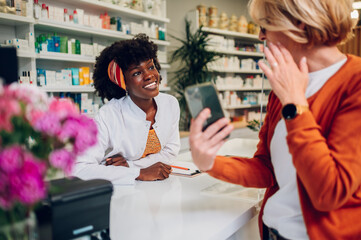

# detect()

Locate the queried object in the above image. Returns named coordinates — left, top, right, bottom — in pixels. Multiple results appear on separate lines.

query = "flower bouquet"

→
left=0, top=83, right=98, bottom=239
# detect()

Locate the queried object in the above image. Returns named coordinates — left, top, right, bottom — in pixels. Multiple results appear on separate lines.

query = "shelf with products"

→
left=37, top=52, right=95, bottom=63
left=217, top=86, right=271, bottom=91
left=0, top=12, right=34, bottom=25
left=40, top=85, right=94, bottom=92
left=60, top=0, right=170, bottom=23
left=0, top=0, right=171, bottom=117
left=224, top=103, right=266, bottom=110
left=208, top=68, right=263, bottom=74
left=40, top=85, right=171, bottom=93
left=206, top=46, right=264, bottom=57
left=35, top=19, right=170, bottom=46
left=36, top=52, right=170, bottom=67
left=201, top=27, right=260, bottom=40
left=186, top=9, right=268, bottom=124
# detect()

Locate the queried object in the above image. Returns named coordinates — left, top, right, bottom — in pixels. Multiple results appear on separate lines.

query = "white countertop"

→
left=109, top=138, right=262, bottom=240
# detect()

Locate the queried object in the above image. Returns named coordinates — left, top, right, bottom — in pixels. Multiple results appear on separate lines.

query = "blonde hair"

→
left=248, top=0, right=356, bottom=46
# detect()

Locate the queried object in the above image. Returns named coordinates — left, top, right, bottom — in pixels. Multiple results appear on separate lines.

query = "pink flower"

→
left=10, top=155, right=47, bottom=205
left=0, top=145, right=23, bottom=173
left=74, top=129, right=97, bottom=153
left=58, top=117, right=80, bottom=141
left=0, top=97, right=21, bottom=131
left=17, top=174, right=46, bottom=205
left=28, top=109, right=46, bottom=125
left=73, top=115, right=98, bottom=153
left=8, top=83, right=47, bottom=107
left=49, top=98, right=79, bottom=120
left=58, top=115, right=97, bottom=153
left=49, top=149, right=74, bottom=175
left=33, top=112, right=62, bottom=136
left=23, top=153, right=46, bottom=177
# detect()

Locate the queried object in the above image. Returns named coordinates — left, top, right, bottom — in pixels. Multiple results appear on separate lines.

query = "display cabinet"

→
left=0, top=0, right=170, bottom=116
left=187, top=9, right=270, bottom=123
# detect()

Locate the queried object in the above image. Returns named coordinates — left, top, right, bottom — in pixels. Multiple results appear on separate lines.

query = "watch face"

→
left=282, top=104, right=297, bottom=120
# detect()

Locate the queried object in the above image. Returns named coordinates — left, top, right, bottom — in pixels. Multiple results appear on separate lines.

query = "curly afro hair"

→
left=93, top=34, right=162, bottom=102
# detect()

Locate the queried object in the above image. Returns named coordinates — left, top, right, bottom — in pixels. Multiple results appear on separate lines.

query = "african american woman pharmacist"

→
left=189, top=0, right=361, bottom=239
left=74, top=34, right=180, bottom=184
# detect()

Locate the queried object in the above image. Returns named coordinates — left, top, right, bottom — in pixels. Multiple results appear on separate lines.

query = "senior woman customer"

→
left=189, top=0, right=361, bottom=239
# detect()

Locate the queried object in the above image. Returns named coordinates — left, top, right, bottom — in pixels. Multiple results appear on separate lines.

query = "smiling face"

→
left=124, top=59, right=160, bottom=104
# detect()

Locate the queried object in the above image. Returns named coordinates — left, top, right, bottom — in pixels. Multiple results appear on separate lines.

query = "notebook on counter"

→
left=171, top=161, right=202, bottom=178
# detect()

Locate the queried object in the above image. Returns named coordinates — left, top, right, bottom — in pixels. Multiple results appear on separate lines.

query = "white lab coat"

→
left=73, top=93, right=180, bottom=185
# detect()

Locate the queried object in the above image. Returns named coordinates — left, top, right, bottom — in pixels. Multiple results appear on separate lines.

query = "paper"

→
left=171, top=161, right=202, bottom=178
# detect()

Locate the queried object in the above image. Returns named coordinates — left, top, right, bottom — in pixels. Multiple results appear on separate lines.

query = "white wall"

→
left=166, top=0, right=251, bottom=82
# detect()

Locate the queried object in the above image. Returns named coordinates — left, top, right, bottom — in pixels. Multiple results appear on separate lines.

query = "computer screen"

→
left=0, top=47, right=18, bottom=85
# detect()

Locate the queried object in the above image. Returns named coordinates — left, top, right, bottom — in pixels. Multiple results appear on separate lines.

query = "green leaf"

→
left=169, top=20, right=218, bottom=131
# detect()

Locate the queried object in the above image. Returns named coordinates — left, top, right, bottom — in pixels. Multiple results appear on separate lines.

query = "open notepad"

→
left=171, top=161, right=202, bottom=178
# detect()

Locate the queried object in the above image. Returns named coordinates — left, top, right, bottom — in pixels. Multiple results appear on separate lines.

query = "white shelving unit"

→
left=0, top=12, right=34, bottom=25
left=201, top=26, right=260, bottom=40
left=224, top=104, right=263, bottom=110
left=39, top=85, right=170, bottom=93
left=0, top=0, right=171, bottom=115
left=208, top=68, right=263, bottom=74
left=61, top=0, right=170, bottom=23
left=35, top=19, right=170, bottom=46
left=187, top=9, right=270, bottom=122
left=206, top=46, right=264, bottom=57
left=37, top=52, right=95, bottom=63
left=217, top=86, right=271, bottom=91
left=40, top=85, right=95, bottom=93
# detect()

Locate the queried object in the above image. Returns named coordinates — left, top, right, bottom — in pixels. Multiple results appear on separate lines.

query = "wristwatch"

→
left=281, top=103, right=309, bottom=120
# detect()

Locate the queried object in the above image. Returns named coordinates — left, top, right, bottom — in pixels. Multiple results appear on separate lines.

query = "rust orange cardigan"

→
left=208, top=54, right=361, bottom=239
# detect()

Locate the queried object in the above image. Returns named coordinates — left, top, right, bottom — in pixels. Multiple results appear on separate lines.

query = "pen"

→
left=171, top=165, right=190, bottom=171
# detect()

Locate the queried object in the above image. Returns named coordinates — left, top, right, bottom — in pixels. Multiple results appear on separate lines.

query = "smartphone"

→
left=185, top=82, right=228, bottom=132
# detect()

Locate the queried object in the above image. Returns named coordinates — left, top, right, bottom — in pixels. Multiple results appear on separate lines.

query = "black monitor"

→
left=0, top=47, right=18, bottom=85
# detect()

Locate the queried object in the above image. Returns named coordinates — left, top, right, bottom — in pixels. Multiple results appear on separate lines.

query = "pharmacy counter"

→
left=109, top=138, right=262, bottom=240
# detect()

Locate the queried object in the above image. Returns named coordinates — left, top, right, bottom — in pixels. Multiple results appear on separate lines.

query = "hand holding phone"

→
left=184, top=82, right=227, bottom=132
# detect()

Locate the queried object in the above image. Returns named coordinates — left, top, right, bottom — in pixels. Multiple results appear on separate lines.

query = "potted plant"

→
left=169, top=20, right=218, bottom=131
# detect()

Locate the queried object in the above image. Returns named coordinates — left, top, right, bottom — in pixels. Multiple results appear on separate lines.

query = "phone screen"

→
left=185, top=83, right=226, bottom=131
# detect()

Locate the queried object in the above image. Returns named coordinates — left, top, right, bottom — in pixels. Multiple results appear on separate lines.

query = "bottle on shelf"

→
left=33, top=0, right=41, bottom=19
left=64, top=8, right=69, bottom=23
left=110, top=17, right=116, bottom=31
left=40, top=3, right=48, bottom=19
left=53, top=33, right=60, bottom=52
left=73, top=10, right=79, bottom=24
left=116, top=17, right=122, bottom=32
left=102, top=12, right=110, bottom=29
left=70, top=38, right=76, bottom=54
left=75, top=39, right=81, bottom=55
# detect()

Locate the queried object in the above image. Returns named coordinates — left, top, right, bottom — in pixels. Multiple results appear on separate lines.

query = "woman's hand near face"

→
left=136, top=162, right=172, bottom=181
left=189, top=108, right=234, bottom=172
left=258, top=42, right=309, bottom=106
left=106, top=154, right=129, bottom=167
